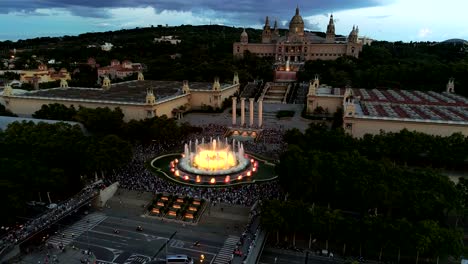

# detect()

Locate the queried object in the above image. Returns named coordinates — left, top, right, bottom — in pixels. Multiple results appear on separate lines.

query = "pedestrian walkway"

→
left=213, top=235, right=239, bottom=264
left=47, top=213, right=107, bottom=247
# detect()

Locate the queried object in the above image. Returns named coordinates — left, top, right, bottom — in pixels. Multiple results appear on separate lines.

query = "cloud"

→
left=367, top=15, right=391, bottom=19
left=0, top=0, right=393, bottom=23
left=418, top=28, right=432, bottom=38
left=304, top=19, right=321, bottom=31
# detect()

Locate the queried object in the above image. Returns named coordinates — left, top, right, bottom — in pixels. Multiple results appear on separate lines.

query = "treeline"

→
left=32, top=103, right=192, bottom=144
left=284, top=124, right=468, bottom=170
left=0, top=121, right=132, bottom=224
left=3, top=26, right=467, bottom=97
left=0, top=103, right=193, bottom=226
left=2, top=25, right=274, bottom=84
left=299, top=41, right=468, bottom=97
left=262, top=200, right=463, bottom=261
left=264, top=124, right=468, bottom=261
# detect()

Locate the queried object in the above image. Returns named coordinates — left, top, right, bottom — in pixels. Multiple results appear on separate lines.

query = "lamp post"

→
left=87, top=220, right=90, bottom=252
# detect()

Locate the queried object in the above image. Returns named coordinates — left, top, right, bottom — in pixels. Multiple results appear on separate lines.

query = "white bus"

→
left=166, top=255, right=194, bottom=264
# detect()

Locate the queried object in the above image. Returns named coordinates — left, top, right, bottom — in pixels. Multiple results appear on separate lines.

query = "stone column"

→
left=232, top=97, right=237, bottom=126
left=240, top=98, right=245, bottom=126
left=258, top=100, right=263, bottom=128
left=249, top=98, right=254, bottom=127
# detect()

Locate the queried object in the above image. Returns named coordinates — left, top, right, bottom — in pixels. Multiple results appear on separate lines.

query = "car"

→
left=316, top=249, right=334, bottom=257
left=47, top=203, right=58, bottom=209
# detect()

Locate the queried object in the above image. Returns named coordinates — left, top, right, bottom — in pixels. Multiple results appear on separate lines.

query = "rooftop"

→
left=16, top=80, right=232, bottom=104
left=351, top=88, right=468, bottom=122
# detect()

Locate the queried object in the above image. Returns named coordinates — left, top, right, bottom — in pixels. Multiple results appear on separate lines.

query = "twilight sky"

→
left=0, top=0, right=466, bottom=42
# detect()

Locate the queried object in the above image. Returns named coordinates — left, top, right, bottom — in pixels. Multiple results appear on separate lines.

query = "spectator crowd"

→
left=107, top=124, right=286, bottom=206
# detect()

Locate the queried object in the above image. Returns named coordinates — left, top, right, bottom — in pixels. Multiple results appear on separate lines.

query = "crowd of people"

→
left=231, top=204, right=262, bottom=263
left=1, top=123, right=286, bottom=257
left=107, top=124, right=286, bottom=207
left=0, top=182, right=102, bottom=254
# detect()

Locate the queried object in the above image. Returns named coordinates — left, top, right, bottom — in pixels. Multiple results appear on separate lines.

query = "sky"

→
left=0, top=0, right=467, bottom=42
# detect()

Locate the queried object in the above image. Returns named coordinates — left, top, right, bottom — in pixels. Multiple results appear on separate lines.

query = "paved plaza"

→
left=180, top=103, right=314, bottom=132
left=18, top=190, right=250, bottom=264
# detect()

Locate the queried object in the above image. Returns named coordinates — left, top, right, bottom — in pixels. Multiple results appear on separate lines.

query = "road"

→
left=45, top=192, right=249, bottom=264
left=71, top=214, right=228, bottom=263
left=19, top=190, right=250, bottom=264
left=259, top=247, right=346, bottom=264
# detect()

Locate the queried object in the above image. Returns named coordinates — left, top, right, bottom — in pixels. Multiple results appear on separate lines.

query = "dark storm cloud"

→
left=0, top=0, right=392, bottom=21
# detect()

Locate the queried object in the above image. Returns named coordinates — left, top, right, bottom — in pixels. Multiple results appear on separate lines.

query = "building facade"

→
left=307, top=78, right=468, bottom=137
left=97, top=60, right=144, bottom=79
left=233, top=7, right=363, bottom=61
left=13, top=64, right=71, bottom=85
left=1, top=73, right=240, bottom=122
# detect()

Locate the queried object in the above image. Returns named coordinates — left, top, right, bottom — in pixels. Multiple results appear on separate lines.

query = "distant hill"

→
left=441, top=38, right=468, bottom=44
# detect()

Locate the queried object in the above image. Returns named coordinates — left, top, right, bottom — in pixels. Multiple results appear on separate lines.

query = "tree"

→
left=261, top=200, right=285, bottom=244
left=75, top=107, right=124, bottom=136
left=32, top=103, right=77, bottom=121
left=0, top=103, right=17, bottom=117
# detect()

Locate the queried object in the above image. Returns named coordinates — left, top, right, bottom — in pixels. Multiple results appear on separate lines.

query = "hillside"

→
left=1, top=25, right=467, bottom=97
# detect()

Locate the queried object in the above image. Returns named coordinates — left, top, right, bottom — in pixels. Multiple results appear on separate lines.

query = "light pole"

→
left=87, top=220, right=90, bottom=252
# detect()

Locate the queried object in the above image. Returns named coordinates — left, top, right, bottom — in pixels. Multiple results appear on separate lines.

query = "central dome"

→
left=289, top=6, right=304, bottom=36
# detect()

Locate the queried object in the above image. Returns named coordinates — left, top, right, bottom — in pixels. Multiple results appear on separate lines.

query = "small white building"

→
left=154, top=36, right=181, bottom=45
left=101, top=43, right=114, bottom=51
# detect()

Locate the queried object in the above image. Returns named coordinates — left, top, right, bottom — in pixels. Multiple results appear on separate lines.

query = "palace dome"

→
left=289, top=6, right=304, bottom=35
left=241, top=30, right=248, bottom=38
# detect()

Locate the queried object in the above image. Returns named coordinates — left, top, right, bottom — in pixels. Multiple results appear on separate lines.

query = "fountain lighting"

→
left=210, top=178, right=216, bottom=184
left=175, top=170, right=180, bottom=176
left=246, top=171, right=251, bottom=177
left=225, top=176, right=230, bottom=183
left=178, top=138, right=250, bottom=176
left=237, top=175, right=242, bottom=180
left=184, top=175, right=189, bottom=181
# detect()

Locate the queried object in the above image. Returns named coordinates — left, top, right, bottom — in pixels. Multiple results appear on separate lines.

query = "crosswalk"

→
left=48, top=212, right=107, bottom=247
left=213, top=235, right=239, bottom=264
left=123, top=254, right=152, bottom=264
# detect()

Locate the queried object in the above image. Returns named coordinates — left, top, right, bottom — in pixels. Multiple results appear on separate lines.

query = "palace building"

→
left=233, top=6, right=363, bottom=62
left=8, top=64, right=72, bottom=85
left=1, top=73, right=240, bottom=121
left=306, top=77, right=468, bottom=137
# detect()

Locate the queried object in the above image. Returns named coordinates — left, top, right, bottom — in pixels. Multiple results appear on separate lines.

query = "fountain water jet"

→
left=178, top=138, right=250, bottom=176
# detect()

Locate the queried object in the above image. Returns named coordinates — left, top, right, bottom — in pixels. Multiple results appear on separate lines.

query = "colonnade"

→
left=232, top=97, right=263, bottom=128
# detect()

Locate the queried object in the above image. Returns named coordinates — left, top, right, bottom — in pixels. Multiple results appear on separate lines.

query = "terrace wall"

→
left=190, top=84, right=239, bottom=109
left=4, top=96, right=153, bottom=121
left=307, top=95, right=342, bottom=114
left=344, top=117, right=468, bottom=138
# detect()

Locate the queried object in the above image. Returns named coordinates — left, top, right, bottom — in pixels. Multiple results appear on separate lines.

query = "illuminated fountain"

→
left=167, top=137, right=259, bottom=185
